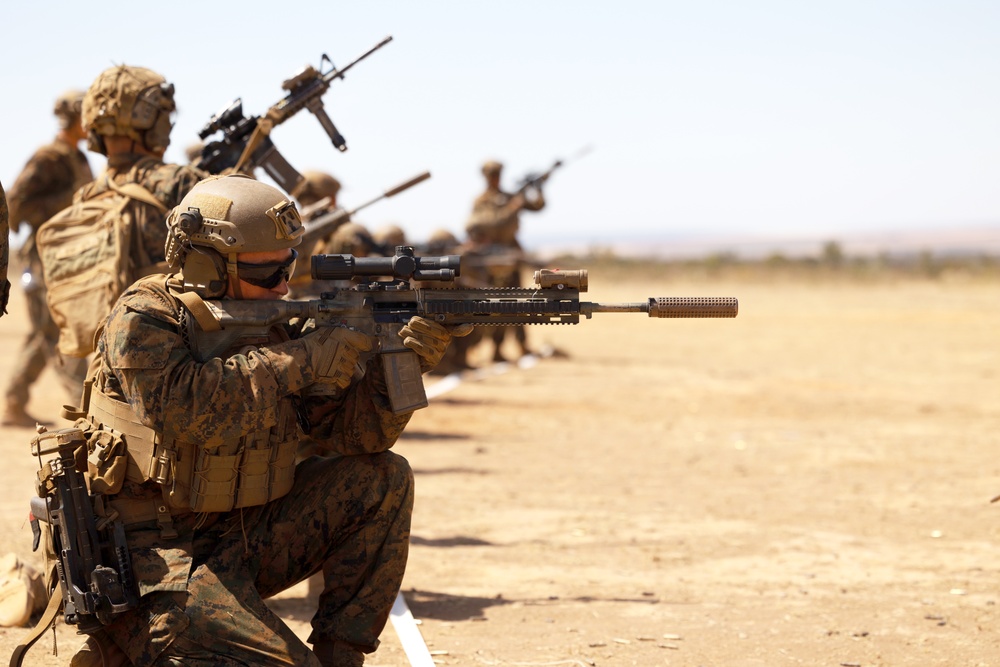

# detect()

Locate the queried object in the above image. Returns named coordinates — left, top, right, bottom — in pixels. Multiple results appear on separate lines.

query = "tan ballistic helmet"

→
left=373, top=223, right=406, bottom=250
left=164, top=174, right=304, bottom=297
left=290, top=170, right=341, bottom=207
left=53, top=90, right=85, bottom=130
left=426, top=228, right=459, bottom=253
left=325, top=222, right=379, bottom=257
left=481, top=160, right=502, bottom=177
left=83, top=65, right=176, bottom=155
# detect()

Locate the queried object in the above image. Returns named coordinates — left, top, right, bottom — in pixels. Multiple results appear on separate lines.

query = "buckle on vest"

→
left=155, top=504, right=178, bottom=540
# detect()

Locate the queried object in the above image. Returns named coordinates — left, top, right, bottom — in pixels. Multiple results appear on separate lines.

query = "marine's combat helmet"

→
left=290, top=170, right=341, bottom=207
left=82, top=65, right=176, bottom=156
left=164, top=174, right=304, bottom=298
left=425, top=228, right=459, bottom=255
left=373, top=223, right=406, bottom=250
left=324, top=222, right=380, bottom=257
left=52, top=90, right=85, bottom=130
left=481, top=160, right=503, bottom=177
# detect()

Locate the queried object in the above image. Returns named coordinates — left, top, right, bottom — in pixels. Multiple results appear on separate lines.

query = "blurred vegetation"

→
left=540, top=240, right=1000, bottom=284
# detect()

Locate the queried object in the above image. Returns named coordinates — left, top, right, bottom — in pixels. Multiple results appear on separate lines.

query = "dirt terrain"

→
left=1, top=267, right=999, bottom=666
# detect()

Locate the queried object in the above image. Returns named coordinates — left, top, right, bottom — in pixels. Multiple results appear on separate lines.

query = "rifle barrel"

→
left=325, top=35, right=394, bottom=82
left=585, top=297, right=738, bottom=318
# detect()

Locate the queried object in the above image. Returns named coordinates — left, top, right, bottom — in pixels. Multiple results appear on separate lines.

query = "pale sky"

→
left=2, top=0, right=998, bottom=250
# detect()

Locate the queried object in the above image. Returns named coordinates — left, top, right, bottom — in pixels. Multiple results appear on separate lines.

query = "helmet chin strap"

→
left=227, top=253, right=243, bottom=299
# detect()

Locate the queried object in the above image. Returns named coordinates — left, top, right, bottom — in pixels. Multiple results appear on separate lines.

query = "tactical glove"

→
left=301, top=326, right=373, bottom=390
left=398, top=316, right=474, bottom=372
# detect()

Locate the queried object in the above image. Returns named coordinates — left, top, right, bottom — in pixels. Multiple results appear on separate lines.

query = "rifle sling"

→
left=175, top=291, right=222, bottom=332
left=9, top=577, right=63, bottom=667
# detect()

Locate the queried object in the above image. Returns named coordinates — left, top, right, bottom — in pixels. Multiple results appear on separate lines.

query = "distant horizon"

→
left=524, top=220, right=1000, bottom=259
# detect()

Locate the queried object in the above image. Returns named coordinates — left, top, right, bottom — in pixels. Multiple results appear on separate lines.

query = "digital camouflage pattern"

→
left=465, top=185, right=545, bottom=250
left=0, top=181, right=9, bottom=315
left=464, top=168, right=546, bottom=360
left=3, top=138, right=93, bottom=411
left=75, top=154, right=205, bottom=266
left=92, top=274, right=413, bottom=664
left=6, top=139, right=92, bottom=235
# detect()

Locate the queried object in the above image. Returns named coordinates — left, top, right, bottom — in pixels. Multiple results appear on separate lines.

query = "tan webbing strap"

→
left=176, top=291, right=223, bottom=332
left=105, top=177, right=168, bottom=214
left=8, top=580, right=62, bottom=667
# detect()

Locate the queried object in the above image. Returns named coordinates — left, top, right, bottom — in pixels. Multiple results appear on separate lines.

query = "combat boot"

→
left=0, top=400, right=46, bottom=428
left=312, top=638, right=365, bottom=667
left=0, top=553, right=46, bottom=627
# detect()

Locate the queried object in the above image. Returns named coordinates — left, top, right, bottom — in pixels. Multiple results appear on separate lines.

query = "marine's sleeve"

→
left=521, top=188, right=545, bottom=212
left=0, top=181, right=9, bottom=315
left=135, top=163, right=208, bottom=265
left=301, top=359, right=412, bottom=455
left=7, top=148, right=79, bottom=228
left=102, top=281, right=318, bottom=446
left=148, top=163, right=207, bottom=210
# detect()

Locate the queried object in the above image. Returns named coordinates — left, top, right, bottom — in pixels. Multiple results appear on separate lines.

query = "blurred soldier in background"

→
left=373, top=223, right=406, bottom=252
left=184, top=141, right=204, bottom=164
left=322, top=221, right=382, bottom=257
left=289, top=170, right=344, bottom=297
left=423, top=228, right=459, bottom=257
left=1, top=90, right=92, bottom=426
left=77, top=64, right=206, bottom=268
left=465, top=159, right=545, bottom=361
left=419, top=228, right=484, bottom=375
left=292, top=170, right=342, bottom=219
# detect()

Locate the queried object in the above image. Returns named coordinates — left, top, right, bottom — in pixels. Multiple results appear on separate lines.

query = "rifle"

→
left=194, top=36, right=393, bottom=193
left=514, top=144, right=592, bottom=194
left=300, top=171, right=431, bottom=251
left=191, top=247, right=738, bottom=415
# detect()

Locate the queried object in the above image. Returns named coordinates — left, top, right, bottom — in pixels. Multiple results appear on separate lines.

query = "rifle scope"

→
left=313, top=247, right=461, bottom=282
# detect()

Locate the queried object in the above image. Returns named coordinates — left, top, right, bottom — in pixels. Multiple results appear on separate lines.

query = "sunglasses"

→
left=236, top=249, right=298, bottom=289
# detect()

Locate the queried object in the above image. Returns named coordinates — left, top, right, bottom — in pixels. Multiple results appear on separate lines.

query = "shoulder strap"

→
left=175, top=290, right=222, bottom=332
left=8, top=575, right=62, bottom=667
left=105, top=177, right=168, bottom=214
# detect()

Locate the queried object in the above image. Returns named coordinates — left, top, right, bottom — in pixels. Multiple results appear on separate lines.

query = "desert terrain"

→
left=1, top=264, right=998, bottom=666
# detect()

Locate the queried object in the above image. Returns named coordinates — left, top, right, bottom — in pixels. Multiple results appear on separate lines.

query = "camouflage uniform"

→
left=289, top=171, right=345, bottom=299
left=3, top=136, right=93, bottom=417
left=92, top=273, right=413, bottom=665
left=75, top=153, right=205, bottom=266
left=0, top=181, right=9, bottom=315
left=465, top=162, right=545, bottom=360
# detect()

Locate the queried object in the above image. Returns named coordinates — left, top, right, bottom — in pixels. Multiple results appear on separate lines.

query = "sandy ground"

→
left=1, top=267, right=999, bottom=666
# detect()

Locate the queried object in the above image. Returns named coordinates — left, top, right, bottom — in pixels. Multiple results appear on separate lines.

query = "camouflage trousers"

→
left=4, top=284, right=86, bottom=406
left=104, top=451, right=413, bottom=666
left=488, top=267, right=528, bottom=353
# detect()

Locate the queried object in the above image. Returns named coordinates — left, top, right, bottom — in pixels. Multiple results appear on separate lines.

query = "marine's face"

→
left=227, top=248, right=296, bottom=300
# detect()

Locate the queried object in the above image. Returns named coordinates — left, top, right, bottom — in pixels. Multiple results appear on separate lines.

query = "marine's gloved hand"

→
left=301, top=326, right=373, bottom=390
left=399, top=316, right=474, bottom=372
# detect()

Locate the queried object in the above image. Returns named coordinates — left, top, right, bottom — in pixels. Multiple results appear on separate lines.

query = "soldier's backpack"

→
left=36, top=162, right=169, bottom=358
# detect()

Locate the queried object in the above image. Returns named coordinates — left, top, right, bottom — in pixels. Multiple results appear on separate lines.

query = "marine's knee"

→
left=374, top=451, right=413, bottom=505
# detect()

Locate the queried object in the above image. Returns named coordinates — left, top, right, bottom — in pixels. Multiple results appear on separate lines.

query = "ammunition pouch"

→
left=87, top=387, right=300, bottom=516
